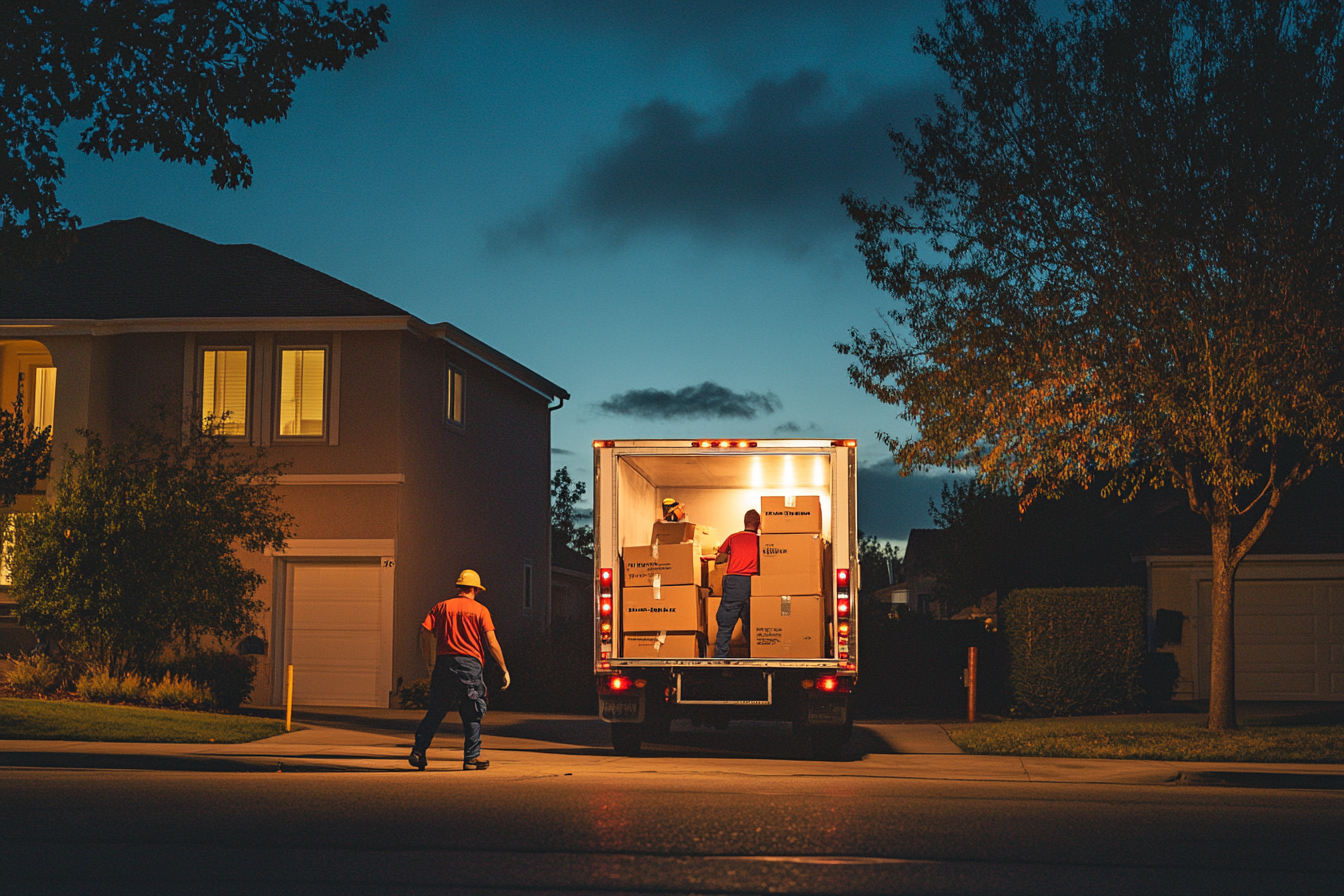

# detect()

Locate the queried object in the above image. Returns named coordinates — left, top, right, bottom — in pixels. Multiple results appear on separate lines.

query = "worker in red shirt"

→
left=712, top=509, right=760, bottom=658
left=409, top=569, right=510, bottom=771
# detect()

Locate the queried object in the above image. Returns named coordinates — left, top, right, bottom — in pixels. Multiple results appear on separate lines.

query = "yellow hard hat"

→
left=456, top=569, right=486, bottom=591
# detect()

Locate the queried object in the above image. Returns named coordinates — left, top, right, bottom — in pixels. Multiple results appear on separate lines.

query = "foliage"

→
left=841, top=0, right=1344, bottom=730
left=10, top=406, right=292, bottom=676
left=948, top=716, right=1344, bottom=764
left=144, top=673, right=212, bottom=709
left=857, top=530, right=901, bottom=607
left=395, top=676, right=431, bottom=711
left=75, top=666, right=144, bottom=703
left=167, top=650, right=256, bottom=711
left=2, top=653, right=62, bottom=695
left=1, top=1, right=389, bottom=267
left=0, top=388, right=52, bottom=508
left=854, top=609, right=1007, bottom=716
left=1004, top=587, right=1146, bottom=717
left=0, top=697, right=286, bottom=743
left=551, top=466, right=593, bottom=557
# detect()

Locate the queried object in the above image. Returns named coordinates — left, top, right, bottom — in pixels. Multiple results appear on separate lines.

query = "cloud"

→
left=551, top=447, right=575, bottom=455
left=773, top=421, right=821, bottom=435
left=856, top=462, right=965, bottom=542
left=599, top=381, right=781, bottom=420
left=487, top=69, right=932, bottom=255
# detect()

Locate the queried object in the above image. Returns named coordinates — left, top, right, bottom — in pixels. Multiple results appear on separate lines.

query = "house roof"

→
left=552, top=542, right=594, bottom=576
left=0, top=218, right=569, bottom=400
left=901, top=528, right=946, bottom=576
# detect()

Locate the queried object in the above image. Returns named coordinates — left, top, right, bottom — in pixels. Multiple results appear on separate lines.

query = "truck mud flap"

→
left=599, top=694, right=645, bottom=724
left=675, top=671, right=772, bottom=705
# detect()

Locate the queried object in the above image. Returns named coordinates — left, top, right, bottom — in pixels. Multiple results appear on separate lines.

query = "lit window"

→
left=278, top=348, right=327, bottom=437
left=32, top=367, right=56, bottom=433
left=446, top=364, right=464, bottom=427
left=201, top=349, right=249, bottom=436
left=0, top=516, right=14, bottom=587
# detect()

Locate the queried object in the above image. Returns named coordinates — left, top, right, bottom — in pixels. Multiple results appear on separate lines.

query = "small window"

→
left=30, top=366, right=56, bottom=433
left=277, top=348, right=327, bottom=437
left=200, top=349, right=250, bottom=436
left=446, top=364, right=464, bottom=427
left=523, top=560, right=533, bottom=611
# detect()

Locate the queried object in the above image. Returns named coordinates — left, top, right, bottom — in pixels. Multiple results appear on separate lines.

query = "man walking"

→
left=409, top=569, right=510, bottom=771
left=712, top=509, right=760, bottom=659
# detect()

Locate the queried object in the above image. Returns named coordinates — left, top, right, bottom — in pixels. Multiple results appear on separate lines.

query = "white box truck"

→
left=591, top=438, right=858, bottom=759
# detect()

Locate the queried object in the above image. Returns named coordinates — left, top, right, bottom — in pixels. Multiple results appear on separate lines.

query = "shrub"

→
left=76, top=666, right=144, bottom=703
left=4, top=653, right=64, bottom=695
left=170, top=650, right=257, bottom=710
left=1004, top=587, right=1146, bottom=717
left=396, top=676, right=431, bottom=710
left=145, top=673, right=213, bottom=708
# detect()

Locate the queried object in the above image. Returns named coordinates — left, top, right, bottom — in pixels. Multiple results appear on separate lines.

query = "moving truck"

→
left=591, top=438, right=858, bottom=759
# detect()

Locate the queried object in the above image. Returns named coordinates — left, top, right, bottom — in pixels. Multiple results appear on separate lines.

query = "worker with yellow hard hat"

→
left=409, top=569, right=510, bottom=771
left=662, top=498, right=686, bottom=522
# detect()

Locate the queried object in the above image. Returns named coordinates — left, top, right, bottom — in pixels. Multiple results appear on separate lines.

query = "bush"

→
left=76, top=666, right=144, bottom=703
left=396, top=676, right=431, bottom=710
left=145, top=673, right=213, bottom=708
left=1004, top=587, right=1146, bottom=717
left=169, top=650, right=257, bottom=710
left=4, top=654, right=64, bottom=695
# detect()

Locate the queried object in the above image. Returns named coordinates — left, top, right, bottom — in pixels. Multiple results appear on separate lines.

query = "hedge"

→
left=1004, top=587, right=1146, bottom=716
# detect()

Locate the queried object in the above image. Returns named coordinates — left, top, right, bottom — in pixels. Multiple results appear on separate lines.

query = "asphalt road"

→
left=3, top=759, right=1343, bottom=895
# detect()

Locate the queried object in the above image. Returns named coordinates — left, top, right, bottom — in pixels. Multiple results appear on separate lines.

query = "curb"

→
left=1175, top=770, right=1344, bottom=791
left=0, top=752, right=389, bottom=773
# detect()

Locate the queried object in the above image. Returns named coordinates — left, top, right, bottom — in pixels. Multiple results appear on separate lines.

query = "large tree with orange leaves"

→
left=842, top=0, right=1344, bottom=730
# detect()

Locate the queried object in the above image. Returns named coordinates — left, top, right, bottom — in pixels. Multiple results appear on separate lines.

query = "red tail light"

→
left=599, top=568, right=613, bottom=590
left=599, top=568, right=614, bottom=644
left=837, top=597, right=850, bottom=617
left=817, top=676, right=838, bottom=692
left=609, top=675, right=630, bottom=691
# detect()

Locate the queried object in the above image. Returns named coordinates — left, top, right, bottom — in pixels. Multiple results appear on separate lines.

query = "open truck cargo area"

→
left=591, top=439, right=858, bottom=758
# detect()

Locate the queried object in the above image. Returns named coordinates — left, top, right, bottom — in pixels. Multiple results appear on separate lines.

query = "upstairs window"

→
left=446, top=364, right=464, bottom=428
left=30, top=366, right=56, bottom=433
left=200, top=349, right=249, bottom=436
left=278, top=348, right=327, bottom=437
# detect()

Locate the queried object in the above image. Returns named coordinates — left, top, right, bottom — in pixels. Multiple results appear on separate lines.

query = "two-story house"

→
left=0, top=217, right=568, bottom=707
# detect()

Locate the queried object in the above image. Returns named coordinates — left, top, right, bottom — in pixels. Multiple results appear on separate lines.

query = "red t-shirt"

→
left=718, top=530, right=760, bottom=576
left=422, top=597, right=495, bottom=663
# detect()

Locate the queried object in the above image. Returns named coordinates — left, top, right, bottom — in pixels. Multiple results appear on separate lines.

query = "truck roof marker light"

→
left=594, top=440, right=615, bottom=448
left=831, top=439, right=858, bottom=447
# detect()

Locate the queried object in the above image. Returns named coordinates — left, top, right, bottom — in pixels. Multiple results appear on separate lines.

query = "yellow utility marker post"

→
left=285, top=664, right=294, bottom=732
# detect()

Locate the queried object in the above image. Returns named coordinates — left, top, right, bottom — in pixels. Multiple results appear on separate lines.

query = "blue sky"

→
left=54, top=0, right=964, bottom=544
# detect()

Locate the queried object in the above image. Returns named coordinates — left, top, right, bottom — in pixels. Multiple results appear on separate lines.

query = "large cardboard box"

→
left=706, top=595, right=749, bottom=657
left=761, top=495, right=823, bottom=534
left=750, top=594, right=824, bottom=658
left=623, top=632, right=704, bottom=659
left=623, top=542, right=700, bottom=587
left=707, top=563, right=725, bottom=595
left=700, top=557, right=716, bottom=589
left=756, top=533, right=824, bottom=596
left=651, top=520, right=715, bottom=549
left=621, top=584, right=705, bottom=632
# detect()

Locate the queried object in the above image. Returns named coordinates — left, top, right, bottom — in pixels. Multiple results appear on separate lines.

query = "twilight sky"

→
left=53, top=0, right=966, bottom=544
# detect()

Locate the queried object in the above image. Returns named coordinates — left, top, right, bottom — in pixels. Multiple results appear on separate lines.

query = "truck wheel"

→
left=808, top=720, right=853, bottom=761
left=611, top=723, right=642, bottom=756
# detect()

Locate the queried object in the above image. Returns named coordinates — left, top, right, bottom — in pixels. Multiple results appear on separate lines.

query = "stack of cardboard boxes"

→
left=752, top=496, right=826, bottom=658
left=620, top=522, right=715, bottom=658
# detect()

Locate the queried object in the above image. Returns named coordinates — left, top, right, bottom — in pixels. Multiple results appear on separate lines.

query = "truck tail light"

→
left=609, top=675, right=630, bottom=691
left=599, top=568, right=614, bottom=644
left=836, top=569, right=851, bottom=661
left=818, top=676, right=838, bottom=692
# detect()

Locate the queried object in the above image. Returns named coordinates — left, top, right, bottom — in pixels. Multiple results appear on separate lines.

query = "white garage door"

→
left=1197, top=580, right=1344, bottom=700
left=289, top=563, right=385, bottom=707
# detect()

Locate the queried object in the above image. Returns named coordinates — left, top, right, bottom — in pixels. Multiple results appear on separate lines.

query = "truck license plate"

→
left=600, top=695, right=643, bottom=723
left=807, top=700, right=846, bottom=725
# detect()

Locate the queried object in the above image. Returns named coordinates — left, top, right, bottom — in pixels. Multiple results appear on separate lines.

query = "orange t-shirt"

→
left=717, top=530, right=760, bottom=576
left=422, top=597, right=495, bottom=663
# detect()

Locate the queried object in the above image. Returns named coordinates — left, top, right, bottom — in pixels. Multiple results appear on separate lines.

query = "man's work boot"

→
left=462, top=757, right=490, bottom=771
left=408, top=748, right=427, bottom=770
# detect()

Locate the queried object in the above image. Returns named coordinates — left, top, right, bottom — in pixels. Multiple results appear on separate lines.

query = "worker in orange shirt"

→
left=712, top=509, right=760, bottom=658
left=409, top=570, right=510, bottom=771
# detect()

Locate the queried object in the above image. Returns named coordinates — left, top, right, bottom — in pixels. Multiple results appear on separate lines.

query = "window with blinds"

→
left=278, top=348, right=327, bottom=437
left=201, top=349, right=249, bottom=436
left=447, top=364, right=464, bottom=427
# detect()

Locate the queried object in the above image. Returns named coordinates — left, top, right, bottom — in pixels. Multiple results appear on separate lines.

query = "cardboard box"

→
left=761, top=495, right=823, bottom=534
left=757, top=533, right=824, bottom=595
left=623, top=542, right=700, bottom=587
left=623, top=632, right=704, bottom=659
left=700, top=557, right=716, bottom=588
left=621, top=584, right=705, bottom=632
left=750, top=594, right=824, bottom=658
left=706, top=595, right=749, bottom=657
left=708, top=564, right=725, bottom=595
left=651, top=520, right=715, bottom=549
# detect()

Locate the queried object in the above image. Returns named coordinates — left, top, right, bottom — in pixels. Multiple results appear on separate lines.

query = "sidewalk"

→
left=3, top=715, right=1343, bottom=789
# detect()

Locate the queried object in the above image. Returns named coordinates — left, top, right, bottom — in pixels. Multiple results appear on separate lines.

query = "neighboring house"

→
left=550, top=542, right=593, bottom=623
left=897, top=528, right=948, bottom=617
left=0, top=217, right=568, bottom=707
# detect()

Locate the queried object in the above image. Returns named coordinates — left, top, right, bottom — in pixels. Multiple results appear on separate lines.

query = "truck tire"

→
left=808, top=719, right=853, bottom=761
left=611, top=723, right=642, bottom=756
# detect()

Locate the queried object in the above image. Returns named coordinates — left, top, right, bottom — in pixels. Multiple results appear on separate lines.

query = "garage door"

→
left=289, top=563, right=385, bottom=707
left=1197, top=580, right=1344, bottom=700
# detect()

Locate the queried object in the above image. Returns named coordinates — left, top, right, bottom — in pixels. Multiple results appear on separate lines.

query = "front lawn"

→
left=0, top=698, right=287, bottom=743
left=947, top=713, right=1344, bottom=763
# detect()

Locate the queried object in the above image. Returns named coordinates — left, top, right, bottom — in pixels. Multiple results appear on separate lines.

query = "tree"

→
left=1, top=1, right=389, bottom=267
left=8, top=407, right=293, bottom=675
left=550, top=466, right=593, bottom=557
left=0, top=387, right=51, bottom=506
left=857, top=530, right=902, bottom=608
left=841, top=0, right=1344, bottom=729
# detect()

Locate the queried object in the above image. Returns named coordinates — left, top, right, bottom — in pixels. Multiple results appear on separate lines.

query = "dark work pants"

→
left=714, top=574, right=752, bottom=658
left=414, top=655, right=487, bottom=760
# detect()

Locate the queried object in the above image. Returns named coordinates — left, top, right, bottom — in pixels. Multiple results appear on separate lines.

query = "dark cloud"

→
left=856, top=462, right=964, bottom=542
left=487, top=69, right=932, bottom=255
left=599, top=381, right=781, bottom=420
left=551, top=447, right=575, bottom=455
left=773, top=421, right=821, bottom=435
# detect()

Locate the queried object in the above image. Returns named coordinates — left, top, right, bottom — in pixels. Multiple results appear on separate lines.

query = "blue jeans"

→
left=714, top=574, right=752, bottom=658
left=414, top=655, right=487, bottom=760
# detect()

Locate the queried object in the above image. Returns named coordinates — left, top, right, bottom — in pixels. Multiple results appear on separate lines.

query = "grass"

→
left=0, top=698, right=287, bottom=744
left=947, top=712, right=1344, bottom=763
